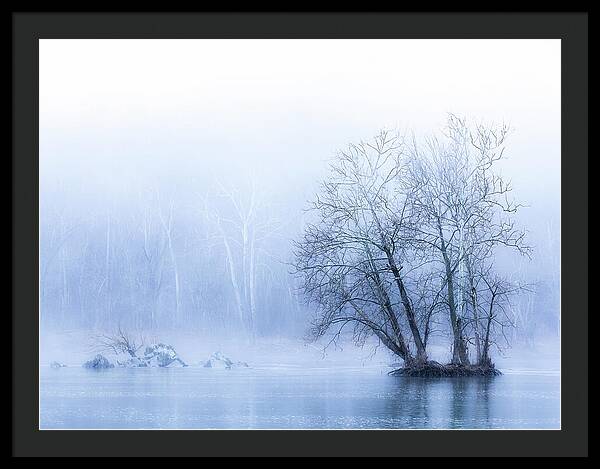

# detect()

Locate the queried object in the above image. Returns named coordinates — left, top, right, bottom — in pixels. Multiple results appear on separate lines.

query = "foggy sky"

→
left=39, top=39, right=561, bottom=299
left=40, top=40, right=559, bottom=199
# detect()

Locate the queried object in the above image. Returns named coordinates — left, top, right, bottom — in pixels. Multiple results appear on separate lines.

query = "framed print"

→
left=12, top=11, right=588, bottom=457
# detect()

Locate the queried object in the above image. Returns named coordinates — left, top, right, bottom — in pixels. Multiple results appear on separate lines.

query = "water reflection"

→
left=40, top=368, right=558, bottom=429
left=383, top=377, right=431, bottom=427
left=386, top=376, right=495, bottom=429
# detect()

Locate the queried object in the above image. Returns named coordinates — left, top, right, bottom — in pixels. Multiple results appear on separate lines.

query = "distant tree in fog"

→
left=202, top=179, right=283, bottom=339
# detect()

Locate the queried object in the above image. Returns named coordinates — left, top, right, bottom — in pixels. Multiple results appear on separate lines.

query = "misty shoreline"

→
left=40, top=328, right=559, bottom=375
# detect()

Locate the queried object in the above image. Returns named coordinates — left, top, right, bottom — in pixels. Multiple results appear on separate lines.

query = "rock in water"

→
left=203, top=351, right=232, bottom=369
left=83, top=354, right=114, bottom=369
left=203, top=351, right=249, bottom=369
left=50, top=361, right=66, bottom=369
left=143, top=343, right=188, bottom=367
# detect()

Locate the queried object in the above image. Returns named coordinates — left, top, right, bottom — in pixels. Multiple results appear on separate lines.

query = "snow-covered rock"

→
left=83, top=354, right=114, bottom=369
left=202, top=351, right=249, bottom=369
left=50, top=361, right=66, bottom=369
left=143, top=343, right=188, bottom=367
left=116, top=355, right=148, bottom=368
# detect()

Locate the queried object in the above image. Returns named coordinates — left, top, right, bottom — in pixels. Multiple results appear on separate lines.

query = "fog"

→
left=40, top=39, right=561, bottom=362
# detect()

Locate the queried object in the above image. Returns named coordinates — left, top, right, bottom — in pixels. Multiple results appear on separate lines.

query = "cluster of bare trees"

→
left=294, top=116, right=531, bottom=369
left=40, top=180, right=303, bottom=338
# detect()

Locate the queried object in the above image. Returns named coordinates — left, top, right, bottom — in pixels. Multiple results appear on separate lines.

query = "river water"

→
left=39, top=366, right=559, bottom=429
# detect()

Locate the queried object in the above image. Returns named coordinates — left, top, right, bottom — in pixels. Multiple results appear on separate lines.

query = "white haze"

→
left=39, top=39, right=560, bottom=367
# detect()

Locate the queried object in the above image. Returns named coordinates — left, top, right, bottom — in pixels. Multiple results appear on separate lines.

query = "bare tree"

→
left=157, top=193, right=181, bottom=327
left=202, top=179, right=281, bottom=338
left=295, top=119, right=531, bottom=375
left=475, top=272, right=529, bottom=366
left=133, top=190, right=169, bottom=330
left=405, top=115, right=530, bottom=365
left=294, top=130, right=428, bottom=366
left=91, top=325, right=145, bottom=358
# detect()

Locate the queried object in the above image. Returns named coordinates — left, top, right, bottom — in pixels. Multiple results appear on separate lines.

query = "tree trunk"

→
left=348, top=299, right=413, bottom=363
left=438, top=219, right=469, bottom=366
left=166, top=232, right=180, bottom=327
left=248, top=233, right=257, bottom=340
left=218, top=220, right=246, bottom=330
left=481, top=315, right=493, bottom=367
left=384, top=247, right=427, bottom=363
left=105, top=211, right=111, bottom=327
left=466, top=261, right=482, bottom=364
left=363, top=243, right=414, bottom=364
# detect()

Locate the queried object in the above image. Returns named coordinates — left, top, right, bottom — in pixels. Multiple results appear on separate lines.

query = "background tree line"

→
left=40, top=179, right=305, bottom=338
left=40, top=116, right=560, bottom=353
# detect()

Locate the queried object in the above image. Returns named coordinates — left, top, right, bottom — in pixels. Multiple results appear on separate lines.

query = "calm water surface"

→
left=40, top=366, right=559, bottom=429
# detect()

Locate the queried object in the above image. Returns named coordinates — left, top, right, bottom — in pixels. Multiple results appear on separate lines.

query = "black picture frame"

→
left=12, top=12, right=588, bottom=457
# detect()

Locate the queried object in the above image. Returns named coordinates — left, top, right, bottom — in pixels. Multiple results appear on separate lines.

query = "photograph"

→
left=37, top=38, right=563, bottom=431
